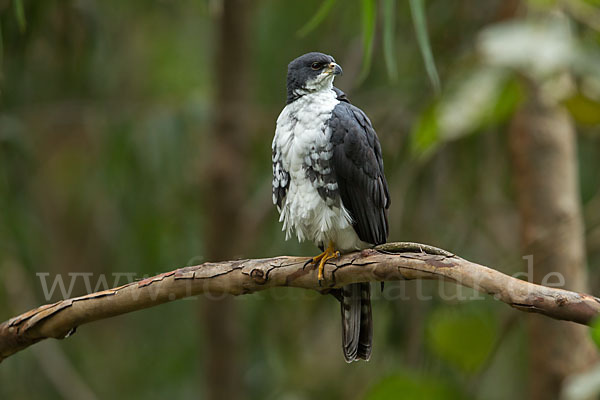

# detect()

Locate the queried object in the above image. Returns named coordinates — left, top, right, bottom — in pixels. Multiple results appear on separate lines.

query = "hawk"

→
left=272, top=52, right=390, bottom=362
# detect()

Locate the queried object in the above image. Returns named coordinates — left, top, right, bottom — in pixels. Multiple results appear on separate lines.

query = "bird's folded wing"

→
left=328, top=101, right=390, bottom=245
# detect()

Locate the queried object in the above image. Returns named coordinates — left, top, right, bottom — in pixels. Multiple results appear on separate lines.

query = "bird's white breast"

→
left=273, top=89, right=364, bottom=251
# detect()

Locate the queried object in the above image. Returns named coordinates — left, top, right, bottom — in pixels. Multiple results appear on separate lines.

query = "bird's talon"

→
left=303, top=259, right=313, bottom=270
left=301, top=242, right=340, bottom=283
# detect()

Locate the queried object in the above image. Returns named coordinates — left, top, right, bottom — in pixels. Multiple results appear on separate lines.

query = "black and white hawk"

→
left=272, top=52, right=390, bottom=362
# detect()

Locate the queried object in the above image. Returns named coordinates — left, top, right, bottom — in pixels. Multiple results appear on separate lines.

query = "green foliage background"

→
left=1, top=0, right=599, bottom=399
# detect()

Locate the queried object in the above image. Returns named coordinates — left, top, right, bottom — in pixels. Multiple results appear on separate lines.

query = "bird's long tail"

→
left=340, top=282, right=373, bottom=362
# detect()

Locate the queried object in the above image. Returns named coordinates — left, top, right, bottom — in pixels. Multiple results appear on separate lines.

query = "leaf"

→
left=365, top=371, right=464, bottom=400
left=411, top=67, right=523, bottom=159
left=487, top=76, right=523, bottom=124
left=591, top=318, right=600, bottom=349
left=296, top=0, right=337, bottom=38
left=409, top=0, right=441, bottom=94
left=382, top=0, right=398, bottom=82
left=426, top=306, right=497, bottom=373
left=410, top=102, right=440, bottom=157
left=357, top=0, right=376, bottom=84
left=564, top=92, right=600, bottom=126
left=437, top=68, right=522, bottom=141
left=13, top=0, right=27, bottom=33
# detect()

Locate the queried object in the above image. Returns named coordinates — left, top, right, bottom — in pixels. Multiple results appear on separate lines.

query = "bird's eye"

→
left=311, top=62, right=320, bottom=70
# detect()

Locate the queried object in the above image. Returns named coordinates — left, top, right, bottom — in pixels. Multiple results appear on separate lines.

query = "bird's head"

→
left=286, top=52, right=342, bottom=102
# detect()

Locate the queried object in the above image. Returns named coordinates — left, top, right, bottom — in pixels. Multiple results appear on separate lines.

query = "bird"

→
left=272, top=52, right=390, bottom=362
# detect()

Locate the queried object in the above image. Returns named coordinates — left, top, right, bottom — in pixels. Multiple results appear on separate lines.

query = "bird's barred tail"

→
left=341, top=282, right=373, bottom=362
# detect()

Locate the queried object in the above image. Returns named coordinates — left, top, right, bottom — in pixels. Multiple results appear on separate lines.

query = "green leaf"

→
left=366, top=371, right=464, bottom=400
left=591, top=318, right=600, bottom=349
left=382, top=0, right=398, bottom=82
left=296, top=0, right=337, bottom=37
left=357, top=0, right=376, bottom=84
left=411, top=68, right=522, bottom=159
left=410, top=102, right=440, bottom=157
left=436, top=68, right=522, bottom=142
left=564, top=92, right=600, bottom=126
left=409, top=0, right=441, bottom=94
left=426, top=307, right=497, bottom=373
left=13, top=0, right=27, bottom=33
left=486, top=76, right=523, bottom=124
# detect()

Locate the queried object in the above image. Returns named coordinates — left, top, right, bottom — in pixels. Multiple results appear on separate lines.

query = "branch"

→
left=1, top=242, right=599, bottom=363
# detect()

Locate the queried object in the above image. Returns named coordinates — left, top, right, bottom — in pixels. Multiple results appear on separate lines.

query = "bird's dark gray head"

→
left=286, top=52, right=342, bottom=103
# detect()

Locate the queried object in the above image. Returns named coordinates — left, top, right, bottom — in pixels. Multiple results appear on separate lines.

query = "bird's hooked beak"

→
left=327, top=62, right=343, bottom=76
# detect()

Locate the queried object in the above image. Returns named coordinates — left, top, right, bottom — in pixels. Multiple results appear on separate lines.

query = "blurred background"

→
left=1, top=0, right=600, bottom=399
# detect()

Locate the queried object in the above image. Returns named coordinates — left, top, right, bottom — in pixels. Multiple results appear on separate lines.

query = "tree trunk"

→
left=509, top=89, right=598, bottom=400
left=203, top=1, right=252, bottom=399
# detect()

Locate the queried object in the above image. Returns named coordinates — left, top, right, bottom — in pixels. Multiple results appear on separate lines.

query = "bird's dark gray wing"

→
left=272, top=145, right=289, bottom=209
left=328, top=100, right=389, bottom=362
left=328, top=101, right=390, bottom=245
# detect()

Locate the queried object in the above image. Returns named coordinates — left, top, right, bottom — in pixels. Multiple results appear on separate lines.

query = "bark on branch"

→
left=1, top=242, right=599, bottom=363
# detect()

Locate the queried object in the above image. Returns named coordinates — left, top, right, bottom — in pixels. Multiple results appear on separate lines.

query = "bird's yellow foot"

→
left=305, top=242, right=340, bottom=283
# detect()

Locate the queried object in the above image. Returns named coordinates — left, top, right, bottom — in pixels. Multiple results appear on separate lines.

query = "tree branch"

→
left=1, top=242, right=599, bottom=363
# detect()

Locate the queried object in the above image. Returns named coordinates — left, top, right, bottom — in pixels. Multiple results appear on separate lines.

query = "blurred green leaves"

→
left=0, top=0, right=27, bottom=70
left=410, top=0, right=440, bottom=94
left=410, top=102, right=439, bottom=156
left=13, top=0, right=26, bottom=33
left=1, top=1, right=599, bottom=399
left=411, top=68, right=522, bottom=157
left=357, top=0, right=376, bottom=83
left=296, top=0, right=337, bottom=37
left=426, top=306, right=497, bottom=373
left=564, top=93, right=600, bottom=126
left=411, top=10, right=600, bottom=161
left=592, top=318, right=600, bottom=349
left=382, top=0, right=398, bottom=82
left=365, top=371, right=464, bottom=400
